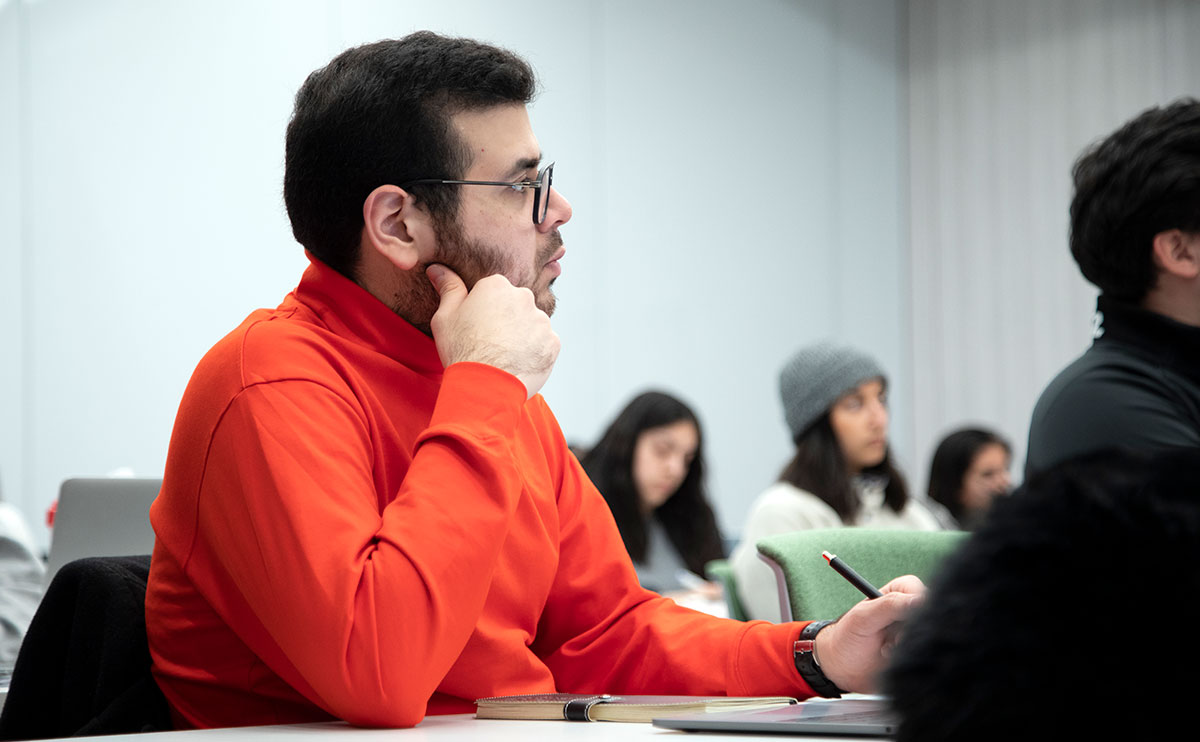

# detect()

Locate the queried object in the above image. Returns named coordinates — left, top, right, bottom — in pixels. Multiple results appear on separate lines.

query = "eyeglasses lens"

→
left=535, top=165, right=553, bottom=224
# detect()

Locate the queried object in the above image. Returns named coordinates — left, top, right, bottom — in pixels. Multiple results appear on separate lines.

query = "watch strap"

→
left=793, top=620, right=844, bottom=698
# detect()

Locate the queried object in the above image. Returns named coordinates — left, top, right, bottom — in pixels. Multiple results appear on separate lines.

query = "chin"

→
left=536, top=289, right=557, bottom=316
left=860, top=453, right=888, bottom=470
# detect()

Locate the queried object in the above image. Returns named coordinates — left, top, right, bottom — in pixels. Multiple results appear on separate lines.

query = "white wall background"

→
left=1, top=0, right=1197, bottom=553
left=907, top=0, right=1200, bottom=487
left=1, top=0, right=907, bottom=552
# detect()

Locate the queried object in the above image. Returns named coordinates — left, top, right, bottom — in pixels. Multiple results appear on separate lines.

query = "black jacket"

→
left=1026, top=296, right=1200, bottom=476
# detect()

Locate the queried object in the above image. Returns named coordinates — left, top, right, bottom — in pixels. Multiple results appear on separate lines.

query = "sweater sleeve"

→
left=526, top=403, right=815, bottom=700
left=187, top=362, right=528, bottom=727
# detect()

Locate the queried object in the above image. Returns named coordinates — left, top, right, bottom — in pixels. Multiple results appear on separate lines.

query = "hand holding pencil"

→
left=809, top=552, right=925, bottom=694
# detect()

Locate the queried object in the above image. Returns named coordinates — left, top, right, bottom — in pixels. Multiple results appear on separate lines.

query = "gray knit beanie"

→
left=779, top=341, right=887, bottom=439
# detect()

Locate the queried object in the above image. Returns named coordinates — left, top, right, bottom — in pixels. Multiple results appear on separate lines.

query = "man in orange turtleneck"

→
left=145, top=31, right=922, bottom=730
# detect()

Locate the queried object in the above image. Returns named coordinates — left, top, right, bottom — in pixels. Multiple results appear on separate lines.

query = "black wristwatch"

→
left=793, top=620, right=845, bottom=698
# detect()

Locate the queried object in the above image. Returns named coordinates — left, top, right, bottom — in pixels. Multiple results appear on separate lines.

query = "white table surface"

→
left=41, top=712, right=886, bottom=741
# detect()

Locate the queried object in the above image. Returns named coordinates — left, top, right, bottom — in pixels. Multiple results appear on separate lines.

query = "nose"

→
left=540, top=186, right=572, bottom=232
left=997, top=470, right=1012, bottom=491
left=870, top=400, right=889, bottom=432
left=667, top=454, right=687, bottom=481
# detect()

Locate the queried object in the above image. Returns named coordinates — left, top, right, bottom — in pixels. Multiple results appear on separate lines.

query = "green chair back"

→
left=704, top=558, right=748, bottom=621
left=755, top=528, right=968, bottom=622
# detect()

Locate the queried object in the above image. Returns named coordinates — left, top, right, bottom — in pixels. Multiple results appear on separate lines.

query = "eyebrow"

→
left=502, top=155, right=542, bottom=180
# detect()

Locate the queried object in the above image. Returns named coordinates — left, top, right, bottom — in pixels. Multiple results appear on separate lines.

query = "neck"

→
left=358, top=251, right=438, bottom=336
left=1139, top=284, right=1200, bottom=328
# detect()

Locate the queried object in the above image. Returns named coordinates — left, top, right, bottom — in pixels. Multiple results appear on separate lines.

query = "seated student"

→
left=580, top=391, right=724, bottom=596
left=0, top=481, right=44, bottom=663
left=925, top=427, right=1012, bottom=530
left=885, top=448, right=1200, bottom=741
left=145, top=33, right=923, bottom=729
left=731, top=341, right=940, bottom=622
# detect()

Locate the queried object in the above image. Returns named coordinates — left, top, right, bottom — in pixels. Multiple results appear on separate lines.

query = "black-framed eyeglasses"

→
left=401, top=162, right=555, bottom=225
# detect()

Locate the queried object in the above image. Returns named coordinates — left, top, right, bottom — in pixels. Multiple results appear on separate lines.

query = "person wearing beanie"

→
left=730, top=341, right=941, bottom=622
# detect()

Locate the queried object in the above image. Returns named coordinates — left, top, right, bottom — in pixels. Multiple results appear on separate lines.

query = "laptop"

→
left=652, top=697, right=898, bottom=737
left=43, top=477, right=161, bottom=588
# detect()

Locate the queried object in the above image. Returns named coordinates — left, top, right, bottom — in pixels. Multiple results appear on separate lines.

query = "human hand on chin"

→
left=812, top=575, right=925, bottom=694
left=426, top=264, right=560, bottom=399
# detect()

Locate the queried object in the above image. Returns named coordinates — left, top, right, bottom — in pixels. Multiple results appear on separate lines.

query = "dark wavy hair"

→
left=779, top=412, right=910, bottom=523
left=283, top=32, right=537, bottom=279
left=1069, top=98, right=1200, bottom=302
left=927, top=428, right=1011, bottom=524
left=581, top=391, right=725, bottom=576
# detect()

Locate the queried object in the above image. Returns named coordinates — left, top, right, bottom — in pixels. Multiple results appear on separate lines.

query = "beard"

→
left=389, top=214, right=561, bottom=335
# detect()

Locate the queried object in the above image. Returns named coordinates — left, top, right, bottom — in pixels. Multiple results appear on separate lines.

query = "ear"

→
left=1151, top=229, right=1200, bottom=281
left=361, top=185, right=435, bottom=271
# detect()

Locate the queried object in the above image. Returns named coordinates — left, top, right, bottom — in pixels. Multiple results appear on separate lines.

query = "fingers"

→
left=880, top=574, right=925, bottom=596
left=814, top=577, right=926, bottom=694
left=423, top=269, right=559, bottom=399
left=848, top=590, right=921, bottom=633
left=426, top=263, right=467, bottom=311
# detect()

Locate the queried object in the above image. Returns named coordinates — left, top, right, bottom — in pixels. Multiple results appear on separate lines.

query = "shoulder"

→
left=1028, top=341, right=1200, bottom=472
left=189, top=305, right=329, bottom=383
left=745, top=482, right=841, bottom=531
left=174, top=306, right=384, bottom=450
left=1034, top=338, right=1190, bottom=414
left=234, top=307, right=356, bottom=387
left=917, top=497, right=961, bottom=530
left=751, top=481, right=825, bottom=510
left=895, top=498, right=947, bottom=531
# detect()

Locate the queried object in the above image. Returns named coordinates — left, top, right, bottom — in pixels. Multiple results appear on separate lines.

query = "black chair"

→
left=0, top=555, right=171, bottom=739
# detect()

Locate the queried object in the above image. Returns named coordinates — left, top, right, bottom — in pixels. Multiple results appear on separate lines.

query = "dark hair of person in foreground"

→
left=580, top=391, right=724, bottom=576
left=885, top=447, right=1200, bottom=741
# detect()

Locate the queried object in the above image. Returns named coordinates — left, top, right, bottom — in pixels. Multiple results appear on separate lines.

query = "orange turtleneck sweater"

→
left=145, top=256, right=812, bottom=729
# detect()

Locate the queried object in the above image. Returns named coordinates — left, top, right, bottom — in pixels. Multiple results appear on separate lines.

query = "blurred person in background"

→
left=926, top=427, right=1013, bottom=530
left=731, top=342, right=940, bottom=622
left=581, top=391, right=725, bottom=601
left=0, top=478, right=45, bottom=664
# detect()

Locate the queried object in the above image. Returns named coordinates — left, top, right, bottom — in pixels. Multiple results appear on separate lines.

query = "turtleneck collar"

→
left=1096, top=295, right=1200, bottom=388
left=291, top=253, right=445, bottom=379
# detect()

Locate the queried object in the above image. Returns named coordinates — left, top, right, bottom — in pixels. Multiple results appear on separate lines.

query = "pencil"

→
left=822, top=550, right=883, bottom=599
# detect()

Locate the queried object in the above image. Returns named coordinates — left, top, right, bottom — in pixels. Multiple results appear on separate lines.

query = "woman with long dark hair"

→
left=581, top=391, right=725, bottom=594
left=927, top=427, right=1013, bottom=529
left=730, top=342, right=940, bottom=621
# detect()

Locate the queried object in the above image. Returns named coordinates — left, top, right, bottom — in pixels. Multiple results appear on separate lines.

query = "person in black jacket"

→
left=1026, top=99, right=1200, bottom=475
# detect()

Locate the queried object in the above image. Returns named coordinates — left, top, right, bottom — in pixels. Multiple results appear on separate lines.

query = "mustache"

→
left=538, top=230, right=564, bottom=264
